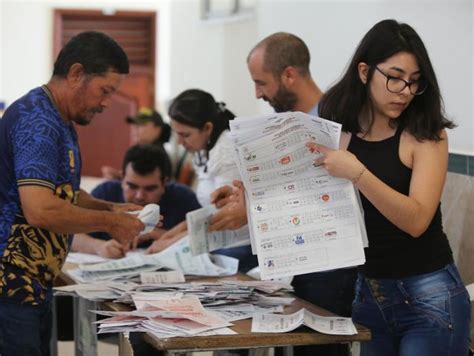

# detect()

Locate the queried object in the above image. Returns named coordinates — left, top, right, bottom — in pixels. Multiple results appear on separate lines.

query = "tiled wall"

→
left=442, top=153, right=474, bottom=286
left=443, top=154, right=473, bottom=350
left=447, top=153, right=474, bottom=176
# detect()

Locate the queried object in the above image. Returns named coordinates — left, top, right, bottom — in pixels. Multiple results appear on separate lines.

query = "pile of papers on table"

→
left=57, top=268, right=358, bottom=337
left=95, top=295, right=235, bottom=337
left=66, top=237, right=239, bottom=283
left=78, top=282, right=297, bottom=338
left=55, top=276, right=293, bottom=305
left=92, top=293, right=357, bottom=337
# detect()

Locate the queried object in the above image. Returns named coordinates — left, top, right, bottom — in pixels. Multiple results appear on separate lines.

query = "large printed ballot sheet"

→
left=230, top=112, right=366, bottom=280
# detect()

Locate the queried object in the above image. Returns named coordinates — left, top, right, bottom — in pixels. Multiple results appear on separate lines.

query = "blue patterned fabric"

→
left=0, top=87, right=81, bottom=305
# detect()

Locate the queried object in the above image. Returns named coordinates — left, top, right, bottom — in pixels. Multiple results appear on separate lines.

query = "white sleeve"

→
left=207, top=131, right=241, bottom=189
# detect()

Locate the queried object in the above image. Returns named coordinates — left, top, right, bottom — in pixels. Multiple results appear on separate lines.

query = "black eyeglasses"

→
left=374, top=66, right=427, bottom=95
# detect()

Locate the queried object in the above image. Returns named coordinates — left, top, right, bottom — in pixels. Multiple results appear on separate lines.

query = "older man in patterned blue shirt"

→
left=0, top=32, right=145, bottom=356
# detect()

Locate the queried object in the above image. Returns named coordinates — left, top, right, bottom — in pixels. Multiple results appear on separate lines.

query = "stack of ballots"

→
left=56, top=272, right=294, bottom=307
left=56, top=278, right=296, bottom=337
left=90, top=283, right=358, bottom=337
left=93, top=289, right=295, bottom=338
left=228, top=112, right=368, bottom=280
left=57, top=274, right=359, bottom=337
left=95, top=295, right=236, bottom=337
left=66, top=236, right=239, bottom=284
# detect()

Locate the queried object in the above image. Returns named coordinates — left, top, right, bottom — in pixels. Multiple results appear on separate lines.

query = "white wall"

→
left=0, top=0, right=258, bottom=117
left=2, top=1, right=54, bottom=105
left=222, top=17, right=259, bottom=116
left=166, top=0, right=257, bottom=116
left=1, top=0, right=472, bottom=152
left=256, top=0, right=473, bottom=154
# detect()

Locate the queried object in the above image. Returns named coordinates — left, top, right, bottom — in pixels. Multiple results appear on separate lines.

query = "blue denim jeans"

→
left=0, top=300, right=53, bottom=356
left=352, top=263, right=471, bottom=356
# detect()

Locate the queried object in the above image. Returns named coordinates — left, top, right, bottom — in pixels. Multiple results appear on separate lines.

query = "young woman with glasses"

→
left=308, top=19, right=470, bottom=355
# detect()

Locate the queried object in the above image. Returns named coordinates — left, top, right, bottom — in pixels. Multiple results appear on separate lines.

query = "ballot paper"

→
left=229, top=112, right=367, bottom=280
left=210, top=305, right=284, bottom=322
left=66, top=252, right=111, bottom=264
left=79, top=254, right=147, bottom=272
left=133, top=295, right=230, bottom=328
left=144, top=326, right=237, bottom=338
left=66, top=249, right=146, bottom=265
left=95, top=296, right=232, bottom=336
left=67, top=263, right=160, bottom=283
left=153, top=236, right=239, bottom=276
left=251, top=308, right=357, bottom=335
left=81, top=279, right=296, bottom=337
left=54, top=281, right=139, bottom=301
left=127, top=295, right=232, bottom=335
left=187, top=205, right=250, bottom=256
left=67, top=237, right=239, bottom=283
left=140, top=270, right=185, bottom=284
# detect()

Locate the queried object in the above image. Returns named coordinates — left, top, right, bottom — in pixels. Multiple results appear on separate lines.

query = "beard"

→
left=265, top=85, right=298, bottom=113
left=73, top=107, right=103, bottom=126
left=74, top=115, right=91, bottom=126
left=71, top=81, right=104, bottom=126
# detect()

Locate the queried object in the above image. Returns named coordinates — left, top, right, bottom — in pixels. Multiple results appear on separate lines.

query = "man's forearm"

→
left=76, top=189, right=113, bottom=211
left=19, top=186, right=139, bottom=238
left=28, top=198, right=118, bottom=234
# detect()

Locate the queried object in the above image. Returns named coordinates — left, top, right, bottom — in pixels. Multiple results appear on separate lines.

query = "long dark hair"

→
left=319, top=19, right=454, bottom=141
left=155, top=123, right=171, bottom=145
left=168, top=89, right=235, bottom=151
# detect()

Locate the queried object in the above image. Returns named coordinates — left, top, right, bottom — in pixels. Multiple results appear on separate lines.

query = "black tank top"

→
left=348, top=126, right=453, bottom=278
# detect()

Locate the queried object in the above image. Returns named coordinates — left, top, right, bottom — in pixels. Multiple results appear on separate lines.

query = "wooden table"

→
left=58, top=267, right=370, bottom=356
left=102, top=275, right=370, bottom=356
left=142, top=297, right=370, bottom=353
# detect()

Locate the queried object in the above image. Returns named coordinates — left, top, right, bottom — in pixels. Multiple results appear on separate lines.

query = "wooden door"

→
left=53, top=9, right=156, bottom=177
left=74, top=93, right=137, bottom=177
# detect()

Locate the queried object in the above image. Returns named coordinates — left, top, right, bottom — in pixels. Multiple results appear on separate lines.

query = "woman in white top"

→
left=146, top=89, right=257, bottom=272
left=169, top=92, right=237, bottom=206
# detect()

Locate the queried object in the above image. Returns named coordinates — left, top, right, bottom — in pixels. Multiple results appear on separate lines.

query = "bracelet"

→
left=351, top=165, right=366, bottom=184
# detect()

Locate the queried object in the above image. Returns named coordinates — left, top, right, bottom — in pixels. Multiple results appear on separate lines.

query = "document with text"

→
left=251, top=308, right=357, bottom=335
left=230, top=112, right=367, bottom=279
left=187, top=205, right=250, bottom=256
